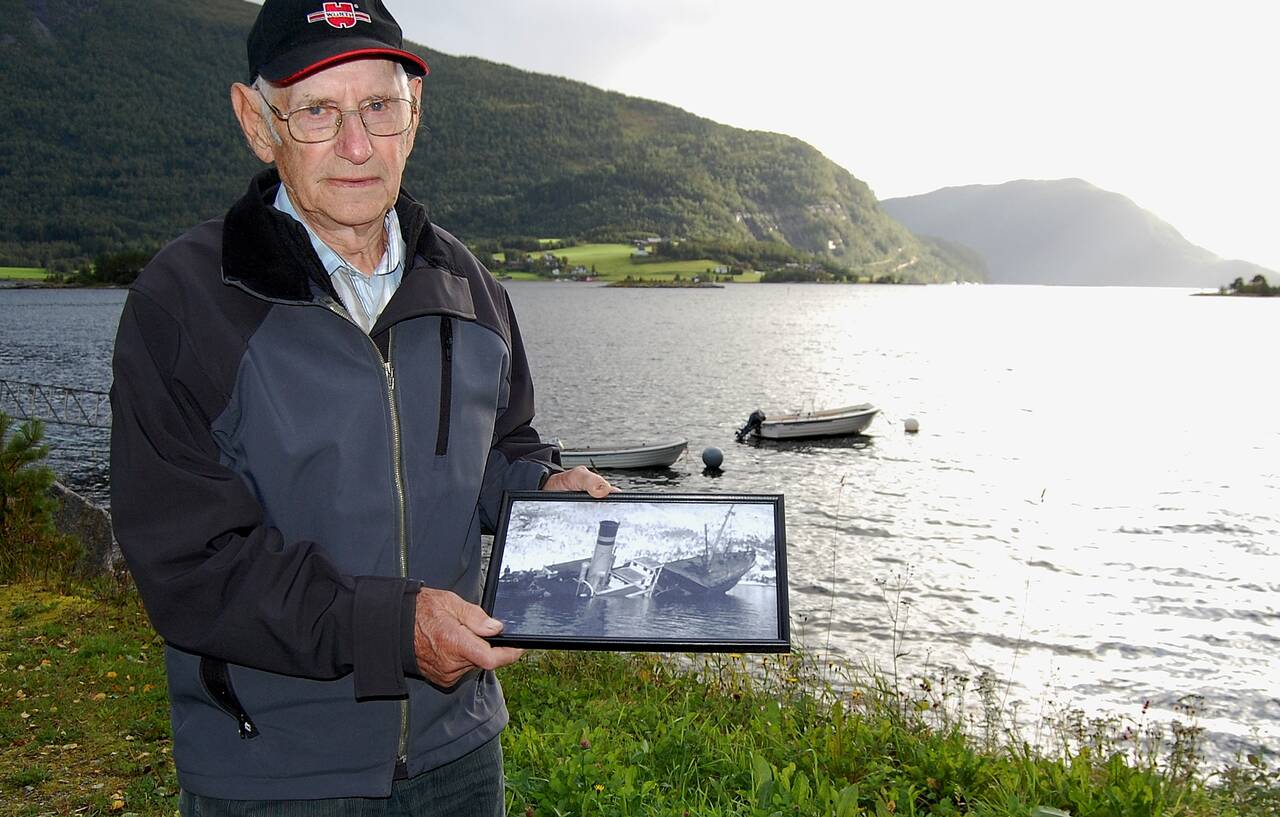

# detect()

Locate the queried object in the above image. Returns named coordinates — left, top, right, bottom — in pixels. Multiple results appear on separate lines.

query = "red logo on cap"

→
left=306, top=2, right=372, bottom=29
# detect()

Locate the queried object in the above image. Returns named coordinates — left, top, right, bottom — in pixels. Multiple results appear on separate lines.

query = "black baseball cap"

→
left=248, top=0, right=429, bottom=85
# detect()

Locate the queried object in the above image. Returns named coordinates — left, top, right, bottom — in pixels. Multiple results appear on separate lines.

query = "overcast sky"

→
left=377, top=0, right=1276, bottom=271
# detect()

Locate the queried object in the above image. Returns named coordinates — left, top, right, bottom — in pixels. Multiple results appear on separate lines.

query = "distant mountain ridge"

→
left=0, top=0, right=972, bottom=282
left=880, top=179, right=1272, bottom=287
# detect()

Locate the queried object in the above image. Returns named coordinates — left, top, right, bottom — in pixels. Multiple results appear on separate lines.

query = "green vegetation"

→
left=485, top=240, right=895, bottom=284
left=1220, top=275, right=1276, bottom=297
left=562, top=244, right=686, bottom=276
left=0, top=268, right=47, bottom=281
left=0, top=584, right=169, bottom=816
left=2, top=578, right=1277, bottom=816
left=503, top=652, right=1279, bottom=816
left=0, top=415, right=83, bottom=586
left=606, top=279, right=724, bottom=288
left=0, top=0, right=978, bottom=284
left=43, top=250, right=156, bottom=287
left=486, top=242, right=746, bottom=283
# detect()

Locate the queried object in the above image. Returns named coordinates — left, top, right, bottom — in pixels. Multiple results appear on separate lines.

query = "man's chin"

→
left=318, top=199, right=396, bottom=229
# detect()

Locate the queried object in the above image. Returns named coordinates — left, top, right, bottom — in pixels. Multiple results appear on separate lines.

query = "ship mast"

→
left=704, top=505, right=735, bottom=566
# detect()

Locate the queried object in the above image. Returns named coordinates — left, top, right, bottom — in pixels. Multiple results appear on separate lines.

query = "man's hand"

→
left=542, top=465, right=618, bottom=497
left=412, top=588, right=524, bottom=688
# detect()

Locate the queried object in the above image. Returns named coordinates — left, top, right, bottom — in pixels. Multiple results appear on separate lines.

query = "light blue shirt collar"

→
left=272, top=184, right=405, bottom=333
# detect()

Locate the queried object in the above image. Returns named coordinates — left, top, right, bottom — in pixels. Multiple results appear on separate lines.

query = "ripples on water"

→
left=2, top=282, right=1276, bottom=758
left=0, top=289, right=118, bottom=498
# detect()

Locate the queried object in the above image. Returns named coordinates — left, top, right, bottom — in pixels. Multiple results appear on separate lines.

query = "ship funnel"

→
left=585, top=520, right=620, bottom=593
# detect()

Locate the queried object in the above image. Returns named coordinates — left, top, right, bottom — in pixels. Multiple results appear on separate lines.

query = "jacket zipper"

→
left=321, top=299, right=412, bottom=776
left=382, top=331, right=412, bottom=775
left=436, top=317, right=453, bottom=456
left=199, top=657, right=260, bottom=740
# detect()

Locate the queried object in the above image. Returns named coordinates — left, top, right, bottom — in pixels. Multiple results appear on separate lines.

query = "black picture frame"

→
left=481, top=492, right=789, bottom=652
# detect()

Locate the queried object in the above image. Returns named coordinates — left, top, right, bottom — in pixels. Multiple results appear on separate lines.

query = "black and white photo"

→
left=482, top=493, right=788, bottom=651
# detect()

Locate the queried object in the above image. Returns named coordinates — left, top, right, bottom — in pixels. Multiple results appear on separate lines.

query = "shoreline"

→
left=606, top=280, right=725, bottom=289
left=0, top=280, right=126, bottom=290
left=2, top=579, right=1272, bottom=815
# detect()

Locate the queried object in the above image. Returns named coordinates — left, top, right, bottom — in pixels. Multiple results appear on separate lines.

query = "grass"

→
left=497, top=243, right=763, bottom=283
left=0, top=583, right=173, bottom=816
left=0, top=268, right=47, bottom=281
left=1, top=580, right=1276, bottom=816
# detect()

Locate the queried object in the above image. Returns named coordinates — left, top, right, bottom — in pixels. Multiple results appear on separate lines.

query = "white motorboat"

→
left=554, top=438, right=688, bottom=469
left=735, top=403, right=878, bottom=441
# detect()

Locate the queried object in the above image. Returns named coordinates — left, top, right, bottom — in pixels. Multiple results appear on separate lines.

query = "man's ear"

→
left=230, top=82, right=278, bottom=164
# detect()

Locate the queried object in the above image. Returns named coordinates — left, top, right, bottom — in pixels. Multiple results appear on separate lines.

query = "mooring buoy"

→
left=701, top=446, right=724, bottom=469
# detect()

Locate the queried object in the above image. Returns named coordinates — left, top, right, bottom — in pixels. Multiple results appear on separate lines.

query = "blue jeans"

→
left=178, top=738, right=504, bottom=817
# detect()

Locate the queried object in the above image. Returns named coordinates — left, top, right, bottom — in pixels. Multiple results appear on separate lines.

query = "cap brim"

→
left=259, top=40, right=429, bottom=85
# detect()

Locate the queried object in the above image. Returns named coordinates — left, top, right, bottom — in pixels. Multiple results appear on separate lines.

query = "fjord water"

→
left=2, top=282, right=1276, bottom=757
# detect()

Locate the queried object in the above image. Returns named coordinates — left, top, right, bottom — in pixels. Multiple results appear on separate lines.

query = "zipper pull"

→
left=441, top=317, right=453, bottom=362
left=384, top=361, right=395, bottom=393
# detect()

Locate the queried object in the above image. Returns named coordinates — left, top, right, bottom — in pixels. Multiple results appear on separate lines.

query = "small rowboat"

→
left=554, top=438, right=688, bottom=469
left=735, top=403, right=878, bottom=441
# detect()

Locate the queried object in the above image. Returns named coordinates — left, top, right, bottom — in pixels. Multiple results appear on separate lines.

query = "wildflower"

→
left=594, top=784, right=604, bottom=793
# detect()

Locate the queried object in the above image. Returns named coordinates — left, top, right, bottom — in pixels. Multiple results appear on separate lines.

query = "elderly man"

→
left=109, top=1, right=611, bottom=813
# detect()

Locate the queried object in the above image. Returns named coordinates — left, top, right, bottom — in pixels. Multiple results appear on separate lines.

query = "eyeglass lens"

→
left=288, top=99, right=413, bottom=142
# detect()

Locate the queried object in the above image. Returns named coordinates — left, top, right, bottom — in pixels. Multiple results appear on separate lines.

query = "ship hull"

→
left=653, top=549, right=755, bottom=596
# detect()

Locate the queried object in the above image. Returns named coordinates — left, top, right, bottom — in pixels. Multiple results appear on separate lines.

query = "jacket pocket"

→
left=198, top=657, right=261, bottom=740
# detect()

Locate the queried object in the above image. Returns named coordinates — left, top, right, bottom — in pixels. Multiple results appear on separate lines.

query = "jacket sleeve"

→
left=477, top=293, right=561, bottom=532
left=110, top=288, right=417, bottom=699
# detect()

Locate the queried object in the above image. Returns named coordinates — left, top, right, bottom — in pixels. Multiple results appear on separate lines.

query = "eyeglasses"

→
left=258, top=89, right=418, bottom=143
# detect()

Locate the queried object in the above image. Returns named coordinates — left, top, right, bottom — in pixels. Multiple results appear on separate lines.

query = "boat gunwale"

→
left=559, top=439, right=688, bottom=457
left=761, top=404, right=877, bottom=425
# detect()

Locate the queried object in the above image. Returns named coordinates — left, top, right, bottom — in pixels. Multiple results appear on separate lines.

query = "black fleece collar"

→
left=221, top=168, right=451, bottom=303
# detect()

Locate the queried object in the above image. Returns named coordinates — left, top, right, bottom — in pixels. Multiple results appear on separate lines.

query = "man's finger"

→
left=457, top=602, right=504, bottom=636
left=452, top=631, right=524, bottom=671
left=463, top=643, right=525, bottom=672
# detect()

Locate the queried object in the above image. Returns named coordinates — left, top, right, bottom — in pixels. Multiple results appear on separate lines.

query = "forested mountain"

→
left=0, top=0, right=974, bottom=282
left=880, top=179, right=1273, bottom=287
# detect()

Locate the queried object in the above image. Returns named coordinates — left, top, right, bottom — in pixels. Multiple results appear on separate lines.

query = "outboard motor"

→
left=734, top=410, right=767, bottom=442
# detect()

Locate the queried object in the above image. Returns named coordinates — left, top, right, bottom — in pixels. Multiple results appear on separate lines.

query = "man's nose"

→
left=334, top=112, right=373, bottom=163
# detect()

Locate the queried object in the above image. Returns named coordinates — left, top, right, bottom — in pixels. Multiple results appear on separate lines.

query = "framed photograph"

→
left=481, top=492, right=789, bottom=652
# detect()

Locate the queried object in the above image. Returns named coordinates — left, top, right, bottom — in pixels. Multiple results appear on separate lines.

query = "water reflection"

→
left=591, top=466, right=689, bottom=491
left=498, top=583, right=779, bottom=644
left=739, top=434, right=876, bottom=453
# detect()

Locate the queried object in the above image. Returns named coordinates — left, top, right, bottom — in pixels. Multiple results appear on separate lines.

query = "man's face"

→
left=259, top=59, right=421, bottom=235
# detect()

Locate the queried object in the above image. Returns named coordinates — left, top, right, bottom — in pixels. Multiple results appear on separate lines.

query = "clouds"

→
left=401, top=0, right=726, bottom=84
left=386, top=0, right=1278, bottom=270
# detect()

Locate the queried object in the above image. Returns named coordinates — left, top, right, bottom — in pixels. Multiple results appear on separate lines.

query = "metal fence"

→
left=0, top=379, right=111, bottom=429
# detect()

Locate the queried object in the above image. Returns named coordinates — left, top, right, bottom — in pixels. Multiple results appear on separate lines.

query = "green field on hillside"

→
left=499, top=244, right=762, bottom=283
left=0, top=267, right=47, bottom=280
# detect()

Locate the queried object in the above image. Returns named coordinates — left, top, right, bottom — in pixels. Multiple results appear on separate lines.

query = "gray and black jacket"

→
left=110, top=169, right=559, bottom=799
